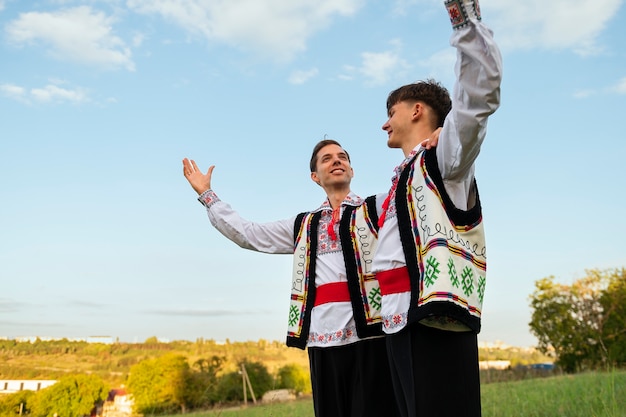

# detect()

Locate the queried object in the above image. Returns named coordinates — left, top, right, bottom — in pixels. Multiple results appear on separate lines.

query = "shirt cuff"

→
left=198, top=189, right=220, bottom=208
left=445, top=0, right=481, bottom=30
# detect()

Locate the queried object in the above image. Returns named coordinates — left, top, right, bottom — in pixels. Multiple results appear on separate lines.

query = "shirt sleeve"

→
left=198, top=189, right=296, bottom=254
left=437, top=0, right=503, bottom=187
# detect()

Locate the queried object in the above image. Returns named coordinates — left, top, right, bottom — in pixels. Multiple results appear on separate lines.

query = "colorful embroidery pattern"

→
left=424, top=256, right=441, bottom=287
left=478, top=275, right=486, bottom=303
left=448, top=257, right=460, bottom=288
left=445, top=0, right=481, bottom=30
left=368, top=287, right=382, bottom=311
left=406, top=148, right=487, bottom=328
left=318, top=210, right=342, bottom=255
left=198, top=189, right=219, bottom=208
left=308, top=325, right=358, bottom=345
left=383, top=312, right=408, bottom=331
left=446, top=0, right=465, bottom=28
left=461, top=266, right=475, bottom=297
left=288, top=305, right=299, bottom=327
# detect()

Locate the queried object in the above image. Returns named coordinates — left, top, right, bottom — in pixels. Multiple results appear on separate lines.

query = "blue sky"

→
left=1, top=0, right=624, bottom=348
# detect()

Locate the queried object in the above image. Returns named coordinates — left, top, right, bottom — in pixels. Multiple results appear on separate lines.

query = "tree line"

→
left=0, top=353, right=311, bottom=417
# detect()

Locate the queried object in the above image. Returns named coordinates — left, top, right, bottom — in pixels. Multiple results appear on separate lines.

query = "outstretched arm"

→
left=182, top=158, right=295, bottom=254
left=438, top=0, right=503, bottom=181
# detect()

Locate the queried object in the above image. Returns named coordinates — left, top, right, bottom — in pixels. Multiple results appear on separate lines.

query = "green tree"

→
left=599, top=268, right=626, bottom=365
left=126, top=353, right=190, bottom=414
left=144, top=336, right=159, bottom=345
left=216, top=360, right=273, bottom=404
left=276, top=363, right=311, bottom=394
left=529, top=269, right=619, bottom=371
left=30, top=374, right=107, bottom=417
left=216, top=371, right=243, bottom=404
left=0, top=390, right=36, bottom=417
left=241, top=360, right=274, bottom=400
left=184, top=356, right=225, bottom=408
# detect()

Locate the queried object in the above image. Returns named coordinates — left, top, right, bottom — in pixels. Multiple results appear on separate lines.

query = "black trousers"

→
left=308, top=337, right=400, bottom=417
left=386, top=323, right=481, bottom=417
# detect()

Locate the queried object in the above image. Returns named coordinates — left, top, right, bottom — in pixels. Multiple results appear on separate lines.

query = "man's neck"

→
left=325, top=187, right=351, bottom=210
left=402, top=126, right=435, bottom=157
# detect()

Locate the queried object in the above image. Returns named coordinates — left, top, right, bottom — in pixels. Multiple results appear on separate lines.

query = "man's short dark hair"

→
left=310, top=139, right=350, bottom=172
left=386, top=79, right=452, bottom=128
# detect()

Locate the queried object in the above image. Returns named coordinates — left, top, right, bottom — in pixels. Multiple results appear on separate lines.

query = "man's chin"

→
left=387, top=139, right=401, bottom=149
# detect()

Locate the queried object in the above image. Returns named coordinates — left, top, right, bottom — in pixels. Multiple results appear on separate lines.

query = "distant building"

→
left=102, top=388, right=134, bottom=417
left=478, top=360, right=511, bottom=370
left=87, top=336, right=115, bottom=344
left=0, top=380, right=57, bottom=395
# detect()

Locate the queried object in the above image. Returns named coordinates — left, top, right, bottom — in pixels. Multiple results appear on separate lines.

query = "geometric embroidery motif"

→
left=445, top=0, right=466, bottom=29
left=477, top=275, right=486, bottom=303
left=368, top=287, right=382, bottom=311
left=288, top=305, right=299, bottom=327
left=445, top=0, right=481, bottom=29
left=447, top=257, right=459, bottom=288
left=424, top=256, right=440, bottom=287
left=461, top=266, right=474, bottom=296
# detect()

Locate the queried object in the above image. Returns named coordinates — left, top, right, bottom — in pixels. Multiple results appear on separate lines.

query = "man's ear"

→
left=311, top=171, right=321, bottom=186
left=411, top=102, right=423, bottom=121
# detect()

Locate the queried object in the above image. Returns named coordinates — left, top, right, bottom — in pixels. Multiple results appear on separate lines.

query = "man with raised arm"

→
left=183, top=139, right=401, bottom=417
left=373, top=1, right=503, bottom=416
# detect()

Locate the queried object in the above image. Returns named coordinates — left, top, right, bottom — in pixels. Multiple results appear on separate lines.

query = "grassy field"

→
left=164, top=370, right=626, bottom=417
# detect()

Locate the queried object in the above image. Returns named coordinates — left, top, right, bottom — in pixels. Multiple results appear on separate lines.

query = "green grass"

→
left=165, top=370, right=626, bottom=417
left=481, top=370, right=626, bottom=417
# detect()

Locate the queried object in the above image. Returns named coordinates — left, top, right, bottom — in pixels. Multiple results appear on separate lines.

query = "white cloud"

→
left=487, top=0, right=623, bottom=56
left=288, top=68, right=319, bottom=85
left=358, top=39, right=411, bottom=86
left=31, top=84, right=88, bottom=103
left=571, top=76, right=626, bottom=98
left=0, top=84, right=27, bottom=102
left=131, top=32, right=145, bottom=48
left=572, top=89, right=597, bottom=99
left=615, top=77, right=626, bottom=94
left=0, top=81, right=89, bottom=104
left=126, top=0, right=365, bottom=62
left=359, top=51, right=405, bottom=85
left=5, top=6, right=135, bottom=71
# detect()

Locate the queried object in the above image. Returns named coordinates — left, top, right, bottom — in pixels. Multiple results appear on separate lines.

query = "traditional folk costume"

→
left=199, top=190, right=399, bottom=417
left=372, top=1, right=503, bottom=416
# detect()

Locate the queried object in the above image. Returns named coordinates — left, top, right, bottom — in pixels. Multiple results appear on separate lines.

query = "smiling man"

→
left=182, top=139, right=399, bottom=417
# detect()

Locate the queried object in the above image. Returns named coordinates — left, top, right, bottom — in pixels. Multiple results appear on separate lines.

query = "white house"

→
left=0, top=380, right=57, bottom=394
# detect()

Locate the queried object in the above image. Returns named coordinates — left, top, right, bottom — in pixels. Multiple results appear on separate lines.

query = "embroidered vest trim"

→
left=396, top=149, right=486, bottom=333
left=286, top=197, right=382, bottom=349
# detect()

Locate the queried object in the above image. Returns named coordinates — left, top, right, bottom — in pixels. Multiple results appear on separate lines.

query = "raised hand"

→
left=182, top=158, right=215, bottom=195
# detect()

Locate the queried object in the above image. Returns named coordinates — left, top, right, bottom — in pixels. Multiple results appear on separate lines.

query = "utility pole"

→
left=240, top=363, right=257, bottom=407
